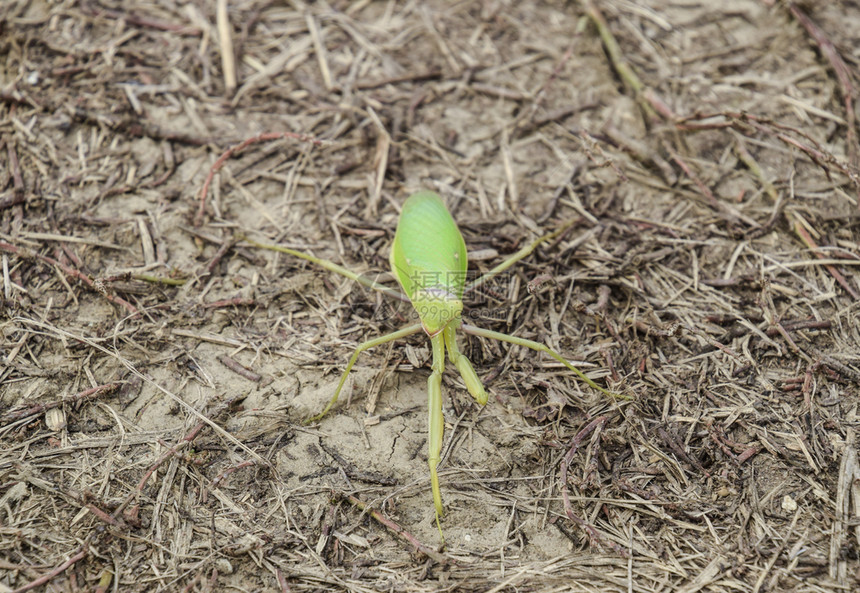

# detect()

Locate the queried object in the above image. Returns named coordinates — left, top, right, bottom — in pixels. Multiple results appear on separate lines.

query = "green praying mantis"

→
left=247, top=191, right=627, bottom=525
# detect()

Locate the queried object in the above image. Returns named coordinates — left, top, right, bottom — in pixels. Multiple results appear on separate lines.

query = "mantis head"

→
left=410, top=287, right=463, bottom=337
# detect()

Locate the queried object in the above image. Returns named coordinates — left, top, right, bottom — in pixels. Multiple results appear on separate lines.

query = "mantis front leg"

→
left=443, top=324, right=487, bottom=406
left=304, top=323, right=423, bottom=423
left=427, top=333, right=446, bottom=520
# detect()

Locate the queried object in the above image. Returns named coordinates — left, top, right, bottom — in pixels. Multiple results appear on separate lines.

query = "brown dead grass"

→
left=2, top=1, right=860, bottom=591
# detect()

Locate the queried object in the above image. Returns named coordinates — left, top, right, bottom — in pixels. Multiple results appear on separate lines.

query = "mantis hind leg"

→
left=303, top=323, right=423, bottom=424
left=461, top=323, right=632, bottom=401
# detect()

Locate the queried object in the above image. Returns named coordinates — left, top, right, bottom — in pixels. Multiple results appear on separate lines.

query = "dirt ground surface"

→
left=2, top=0, right=860, bottom=591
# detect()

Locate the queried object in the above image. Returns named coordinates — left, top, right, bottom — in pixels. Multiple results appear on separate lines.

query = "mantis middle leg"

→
left=305, top=323, right=424, bottom=423
left=462, top=324, right=631, bottom=401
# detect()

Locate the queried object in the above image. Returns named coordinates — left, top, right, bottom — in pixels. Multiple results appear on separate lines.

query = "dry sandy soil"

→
left=2, top=0, right=860, bottom=591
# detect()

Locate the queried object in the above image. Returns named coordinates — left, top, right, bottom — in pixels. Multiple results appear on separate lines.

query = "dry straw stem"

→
left=216, top=0, right=237, bottom=95
left=3, top=382, right=120, bottom=422
left=0, top=240, right=139, bottom=314
left=338, top=493, right=449, bottom=564
left=194, top=131, right=324, bottom=226
left=588, top=2, right=860, bottom=226
left=830, top=430, right=860, bottom=581
left=792, top=213, right=860, bottom=300
left=10, top=545, right=89, bottom=593
left=788, top=2, right=859, bottom=172
left=580, top=0, right=657, bottom=121
left=559, top=415, right=630, bottom=557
